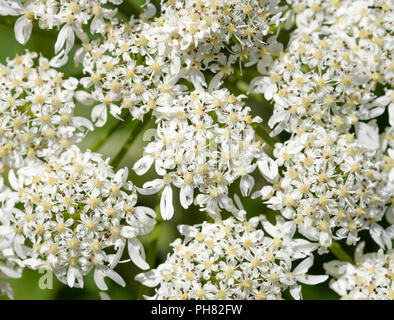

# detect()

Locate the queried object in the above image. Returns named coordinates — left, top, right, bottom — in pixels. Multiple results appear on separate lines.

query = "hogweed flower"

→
left=134, top=88, right=264, bottom=220
left=78, top=0, right=288, bottom=126
left=0, top=145, right=156, bottom=290
left=136, top=216, right=327, bottom=300
left=0, top=51, right=93, bottom=169
left=250, top=0, right=393, bottom=136
left=324, top=241, right=394, bottom=300
left=0, top=0, right=123, bottom=66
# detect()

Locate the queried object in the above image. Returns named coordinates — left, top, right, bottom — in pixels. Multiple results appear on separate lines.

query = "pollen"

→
left=319, top=221, right=329, bottom=231
left=318, top=172, right=329, bottom=183
left=273, top=237, right=282, bottom=248
left=198, top=164, right=207, bottom=175
left=194, top=232, right=205, bottom=242
left=203, top=259, right=212, bottom=269
left=85, top=220, right=95, bottom=230
left=92, top=5, right=102, bottom=16
left=150, top=62, right=161, bottom=72
left=205, top=240, right=214, bottom=250
left=56, top=222, right=65, bottom=233
left=288, top=168, right=298, bottom=179
left=229, top=113, right=238, bottom=122
left=295, top=77, right=304, bottom=87
left=278, top=88, right=287, bottom=97
left=325, top=96, right=334, bottom=106
left=270, top=73, right=281, bottom=83
left=337, top=209, right=346, bottom=219
left=70, top=2, right=80, bottom=13
left=218, top=290, right=226, bottom=300
left=184, top=173, right=193, bottom=184
left=185, top=272, right=194, bottom=281
left=24, top=10, right=35, bottom=20
left=354, top=275, right=364, bottom=286
left=256, top=291, right=266, bottom=300
left=91, top=73, right=101, bottom=83
left=294, top=214, right=304, bottom=224
left=88, top=198, right=98, bottom=208
left=242, top=280, right=251, bottom=288
left=110, top=80, right=120, bottom=92
left=43, top=202, right=52, bottom=211
left=124, top=204, right=134, bottom=214
left=110, top=226, right=120, bottom=236
left=341, top=75, right=351, bottom=85
left=269, top=273, right=279, bottom=282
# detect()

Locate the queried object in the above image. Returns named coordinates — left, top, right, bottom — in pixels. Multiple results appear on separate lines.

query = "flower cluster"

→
left=254, top=125, right=393, bottom=253
left=251, top=0, right=394, bottom=254
left=251, top=0, right=393, bottom=133
left=0, top=0, right=392, bottom=300
left=0, top=247, right=22, bottom=299
left=134, top=89, right=264, bottom=220
left=324, top=242, right=394, bottom=300
left=0, top=145, right=156, bottom=289
left=77, top=0, right=287, bottom=126
left=0, top=0, right=122, bottom=66
left=0, top=51, right=92, bottom=170
left=136, top=216, right=326, bottom=300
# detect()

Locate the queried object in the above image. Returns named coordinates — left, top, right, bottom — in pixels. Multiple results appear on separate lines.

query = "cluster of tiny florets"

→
left=324, top=242, right=394, bottom=300
left=0, top=0, right=392, bottom=300
left=0, top=145, right=156, bottom=289
left=77, top=0, right=288, bottom=125
left=254, top=126, right=393, bottom=252
left=0, top=0, right=121, bottom=65
left=0, top=51, right=92, bottom=170
left=134, top=89, right=264, bottom=220
left=136, top=216, right=326, bottom=300
left=251, top=0, right=394, bottom=255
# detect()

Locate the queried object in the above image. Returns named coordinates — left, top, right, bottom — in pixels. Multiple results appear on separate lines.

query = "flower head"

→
left=0, top=51, right=92, bottom=169
left=324, top=242, right=394, bottom=300
left=136, top=216, right=327, bottom=300
left=0, top=145, right=156, bottom=289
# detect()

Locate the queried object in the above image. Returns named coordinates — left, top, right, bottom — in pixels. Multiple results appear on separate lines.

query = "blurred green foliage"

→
left=0, top=0, right=356, bottom=300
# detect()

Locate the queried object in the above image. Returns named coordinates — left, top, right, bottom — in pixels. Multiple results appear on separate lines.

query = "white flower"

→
left=0, top=51, right=92, bottom=169
left=78, top=1, right=288, bottom=125
left=136, top=216, right=326, bottom=300
left=134, top=88, right=265, bottom=219
left=255, top=126, right=393, bottom=252
left=324, top=242, right=394, bottom=300
left=0, top=0, right=122, bottom=66
left=0, top=145, right=156, bottom=290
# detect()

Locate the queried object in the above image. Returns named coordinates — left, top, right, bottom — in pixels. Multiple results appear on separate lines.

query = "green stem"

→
left=110, top=118, right=146, bottom=169
left=252, top=123, right=279, bottom=149
left=118, top=0, right=142, bottom=18
left=90, top=119, right=124, bottom=152
left=329, top=241, right=355, bottom=265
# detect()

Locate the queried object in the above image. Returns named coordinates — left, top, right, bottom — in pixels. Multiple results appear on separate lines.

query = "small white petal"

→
left=160, top=185, right=174, bottom=220
left=128, top=238, right=149, bottom=270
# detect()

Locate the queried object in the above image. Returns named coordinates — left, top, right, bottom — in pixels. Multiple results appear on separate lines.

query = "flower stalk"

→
left=329, top=241, right=355, bottom=265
